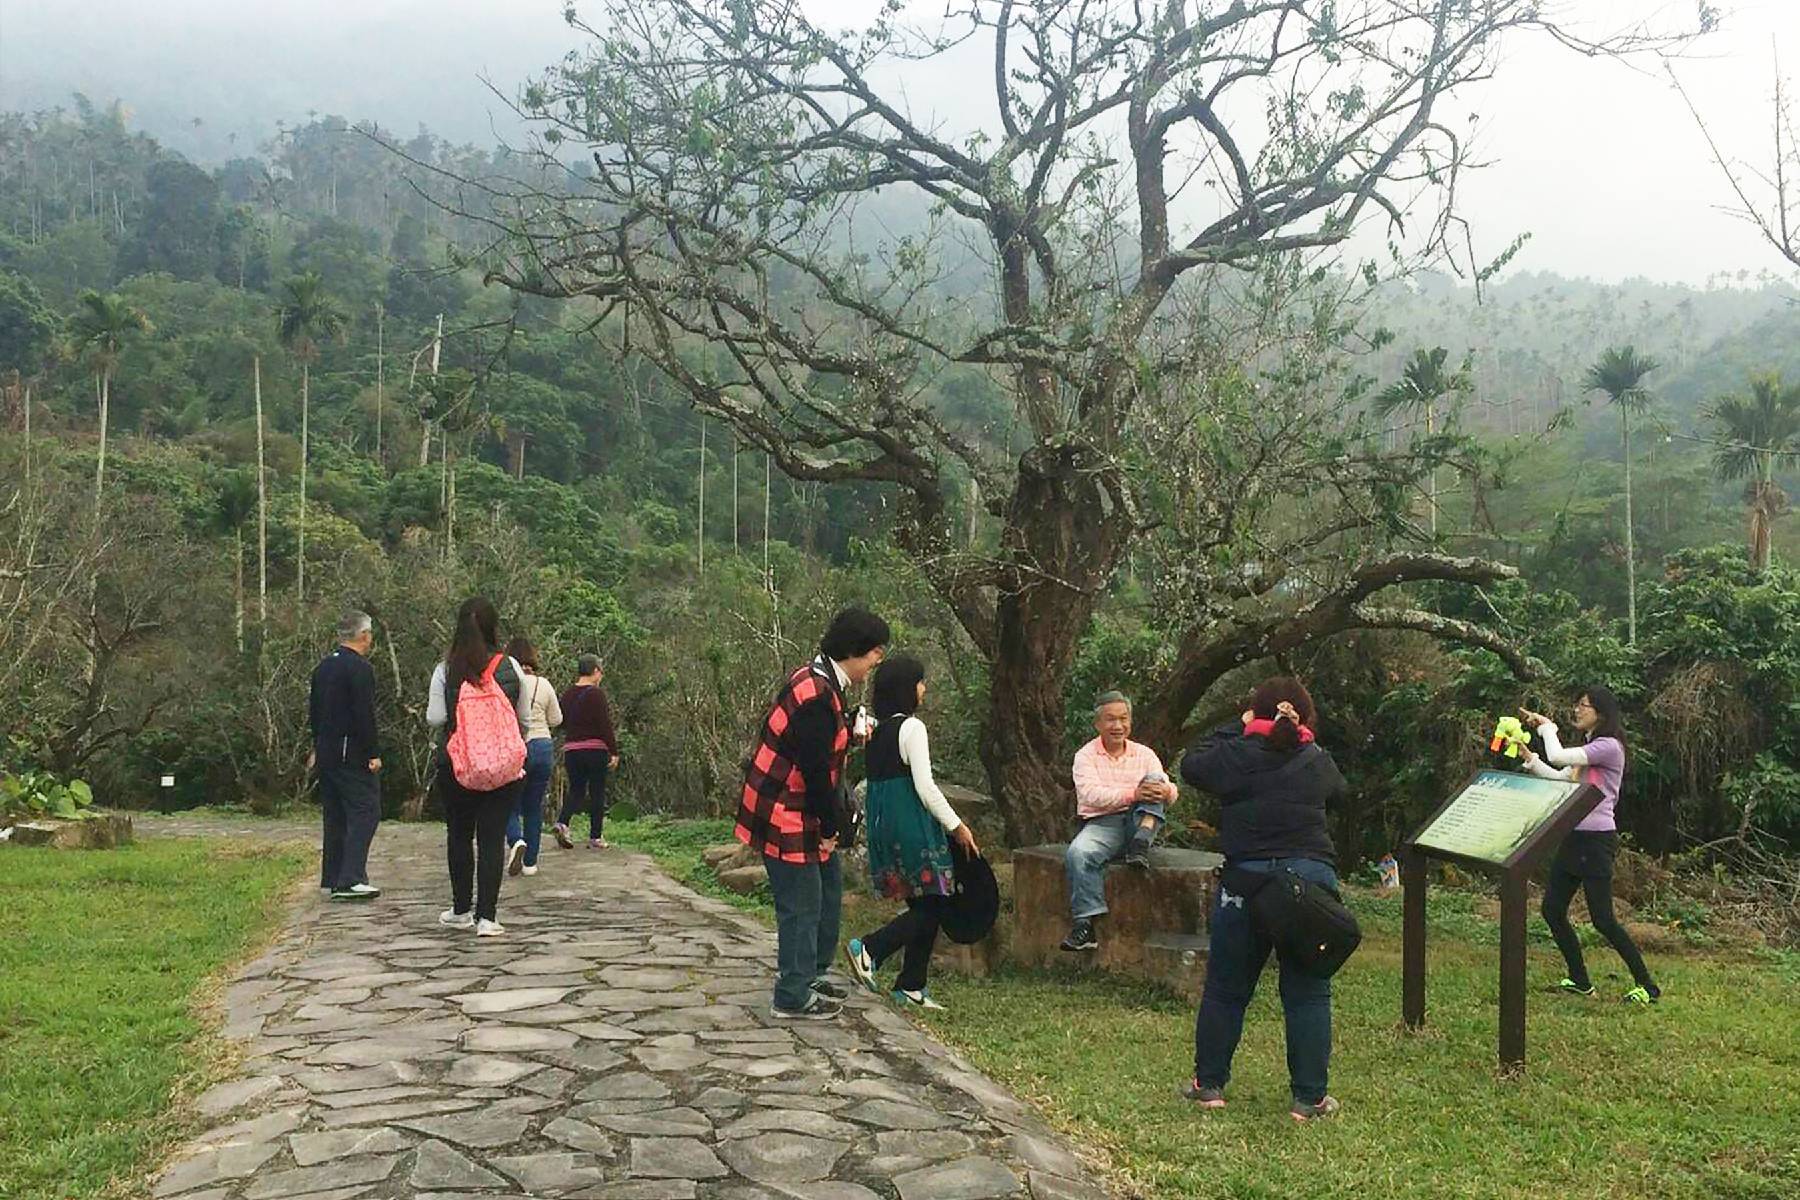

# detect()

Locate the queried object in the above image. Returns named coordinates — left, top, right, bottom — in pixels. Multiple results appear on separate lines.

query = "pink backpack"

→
left=446, top=654, right=526, bottom=791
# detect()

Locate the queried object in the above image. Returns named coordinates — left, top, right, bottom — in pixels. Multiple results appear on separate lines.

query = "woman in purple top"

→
left=1521, top=686, right=1660, bottom=1005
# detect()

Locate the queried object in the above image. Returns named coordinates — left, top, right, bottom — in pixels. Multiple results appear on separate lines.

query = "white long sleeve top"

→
left=896, top=716, right=963, bottom=833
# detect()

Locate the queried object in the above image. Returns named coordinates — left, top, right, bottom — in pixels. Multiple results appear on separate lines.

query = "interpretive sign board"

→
left=1401, top=768, right=1602, bottom=1072
left=1412, top=770, right=1588, bottom=868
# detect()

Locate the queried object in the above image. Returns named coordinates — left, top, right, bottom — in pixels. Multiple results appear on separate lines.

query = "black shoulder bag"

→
left=1217, top=749, right=1362, bottom=979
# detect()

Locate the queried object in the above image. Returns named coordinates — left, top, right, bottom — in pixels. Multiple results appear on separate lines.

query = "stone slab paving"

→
left=143, top=817, right=1114, bottom=1200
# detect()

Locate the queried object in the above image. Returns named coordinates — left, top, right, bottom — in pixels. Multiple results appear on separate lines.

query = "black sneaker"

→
left=1123, top=839, right=1153, bottom=869
left=1059, top=919, right=1099, bottom=952
left=771, top=994, right=842, bottom=1021
left=811, top=977, right=851, bottom=1001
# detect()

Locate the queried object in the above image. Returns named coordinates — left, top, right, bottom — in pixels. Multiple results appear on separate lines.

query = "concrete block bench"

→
left=1012, top=844, right=1223, bottom=995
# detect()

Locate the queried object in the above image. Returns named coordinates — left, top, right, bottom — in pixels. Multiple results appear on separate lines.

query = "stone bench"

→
left=1012, top=843, right=1223, bottom=995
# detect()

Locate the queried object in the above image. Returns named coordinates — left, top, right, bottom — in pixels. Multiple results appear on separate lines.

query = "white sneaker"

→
left=506, top=841, right=525, bottom=876
left=476, top=919, right=506, bottom=938
left=520, top=864, right=538, bottom=876
left=439, top=909, right=475, bottom=929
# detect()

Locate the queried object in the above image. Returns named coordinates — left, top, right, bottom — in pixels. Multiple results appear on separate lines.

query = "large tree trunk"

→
left=977, top=444, right=1134, bottom=846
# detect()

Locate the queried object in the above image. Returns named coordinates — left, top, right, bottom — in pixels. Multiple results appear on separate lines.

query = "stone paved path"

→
left=145, top=818, right=1113, bottom=1200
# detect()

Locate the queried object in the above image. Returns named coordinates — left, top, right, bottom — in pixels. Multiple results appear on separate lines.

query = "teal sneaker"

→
left=843, top=939, right=880, bottom=994
left=891, top=988, right=945, bottom=1011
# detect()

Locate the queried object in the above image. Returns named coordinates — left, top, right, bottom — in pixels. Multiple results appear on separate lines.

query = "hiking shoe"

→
left=1556, top=978, right=1596, bottom=997
left=476, top=919, right=506, bottom=938
left=844, top=939, right=881, bottom=994
left=1179, top=1079, right=1227, bottom=1109
left=330, top=883, right=381, bottom=901
left=771, top=994, right=842, bottom=1021
left=1124, top=839, right=1153, bottom=869
left=589, top=838, right=610, bottom=850
left=811, top=976, right=851, bottom=1001
left=891, top=988, right=946, bottom=1010
left=507, top=841, right=526, bottom=876
left=1623, top=985, right=1659, bottom=1007
left=1060, top=920, right=1099, bottom=952
left=553, top=824, right=575, bottom=849
left=1290, top=1095, right=1341, bottom=1122
left=521, top=864, right=538, bottom=877
left=439, top=909, right=475, bottom=929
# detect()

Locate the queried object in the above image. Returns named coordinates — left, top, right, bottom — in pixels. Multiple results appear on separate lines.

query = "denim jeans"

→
left=506, top=738, right=554, bottom=866
left=1192, top=856, right=1336, bottom=1104
left=763, top=852, right=843, bottom=1011
left=1064, top=802, right=1166, bottom=919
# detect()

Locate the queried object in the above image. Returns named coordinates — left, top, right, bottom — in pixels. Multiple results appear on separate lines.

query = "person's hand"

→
left=367, top=757, right=382, bottom=773
left=306, top=750, right=316, bottom=772
left=1134, top=779, right=1161, bottom=804
left=609, top=755, right=621, bottom=769
left=1518, top=707, right=1548, bottom=729
left=820, top=835, right=839, bottom=855
left=1162, top=779, right=1179, bottom=804
left=1275, top=700, right=1301, bottom=724
left=1241, top=708, right=1256, bottom=727
left=952, top=823, right=979, bottom=856
left=1521, top=749, right=1541, bottom=769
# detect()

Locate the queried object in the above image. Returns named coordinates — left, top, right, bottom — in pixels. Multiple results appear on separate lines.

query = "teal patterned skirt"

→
left=865, top=774, right=955, bottom=900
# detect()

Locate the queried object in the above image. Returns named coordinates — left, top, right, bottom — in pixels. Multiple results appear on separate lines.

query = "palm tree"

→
left=67, top=290, right=151, bottom=513
left=1374, top=347, right=1471, bottom=537
left=214, top=469, right=258, bottom=656
left=275, top=272, right=346, bottom=606
left=1704, top=374, right=1800, bottom=572
left=1583, top=346, right=1661, bottom=645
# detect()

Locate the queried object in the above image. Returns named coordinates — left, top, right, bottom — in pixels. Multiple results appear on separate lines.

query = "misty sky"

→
left=2, top=0, right=1798, bottom=286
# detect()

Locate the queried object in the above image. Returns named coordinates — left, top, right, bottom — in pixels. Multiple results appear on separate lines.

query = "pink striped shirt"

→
left=1072, top=737, right=1167, bottom=819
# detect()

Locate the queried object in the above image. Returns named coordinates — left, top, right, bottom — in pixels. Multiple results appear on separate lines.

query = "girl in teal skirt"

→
left=842, top=655, right=978, bottom=1008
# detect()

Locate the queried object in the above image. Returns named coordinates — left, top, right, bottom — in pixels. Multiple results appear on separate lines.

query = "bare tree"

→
left=1676, top=47, right=1800, bottom=271
left=474, top=0, right=1696, bottom=841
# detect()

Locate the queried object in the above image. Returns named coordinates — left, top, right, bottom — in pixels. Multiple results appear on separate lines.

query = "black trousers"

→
left=559, top=750, right=612, bottom=839
left=862, top=894, right=950, bottom=992
left=442, top=772, right=522, bottom=922
left=319, top=763, right=381, bottom=889
left=1542, top=831, right=1656, bottom=992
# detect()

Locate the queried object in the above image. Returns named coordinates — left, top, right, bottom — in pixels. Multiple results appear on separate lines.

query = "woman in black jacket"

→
left=1179, top=676, right=1347, bottom=1122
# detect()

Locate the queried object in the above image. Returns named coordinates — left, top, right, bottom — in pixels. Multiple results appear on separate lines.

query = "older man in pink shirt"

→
left=1060, top=691, right=1179, bottom=952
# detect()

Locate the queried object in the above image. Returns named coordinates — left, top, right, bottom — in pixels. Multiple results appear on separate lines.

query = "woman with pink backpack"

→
left=426, top=596, right=531, bottom=937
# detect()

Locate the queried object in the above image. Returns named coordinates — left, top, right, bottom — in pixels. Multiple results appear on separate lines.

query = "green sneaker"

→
left=1556, top=978, right=1595, bottom=997
left=1622, top=986, right=1658, bottom=1007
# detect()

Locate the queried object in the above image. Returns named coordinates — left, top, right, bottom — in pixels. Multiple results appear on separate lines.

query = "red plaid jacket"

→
left=735, top=658, right=848, bottom=864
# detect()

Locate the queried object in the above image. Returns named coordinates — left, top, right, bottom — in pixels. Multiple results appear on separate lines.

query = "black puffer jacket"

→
left=1181, top=724, right=1345, bottom=866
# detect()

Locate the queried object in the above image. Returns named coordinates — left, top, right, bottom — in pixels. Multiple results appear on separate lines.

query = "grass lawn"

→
left=610, top=815, right=1800, bottom=1200
left=0, top=837, right=310, bottom=1200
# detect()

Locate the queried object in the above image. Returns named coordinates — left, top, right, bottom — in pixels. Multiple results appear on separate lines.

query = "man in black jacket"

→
left=309, top=611, right=383, bottom=901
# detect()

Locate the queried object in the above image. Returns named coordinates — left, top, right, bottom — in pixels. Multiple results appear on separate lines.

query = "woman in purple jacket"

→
left=1521, top=686, right=1661, bottom=1006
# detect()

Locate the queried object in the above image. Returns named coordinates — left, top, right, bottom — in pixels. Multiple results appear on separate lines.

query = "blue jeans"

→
left=1192, top=857, right=1336, bottom=1104
left=1064, top=802, right=1166, bottom=919
left=763, top=853, right=843, bottom=1012
left=505, top=738, right=553, bottom=866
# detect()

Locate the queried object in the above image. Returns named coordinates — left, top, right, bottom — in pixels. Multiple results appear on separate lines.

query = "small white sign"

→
left=160, top=775, right=175, bottom=788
